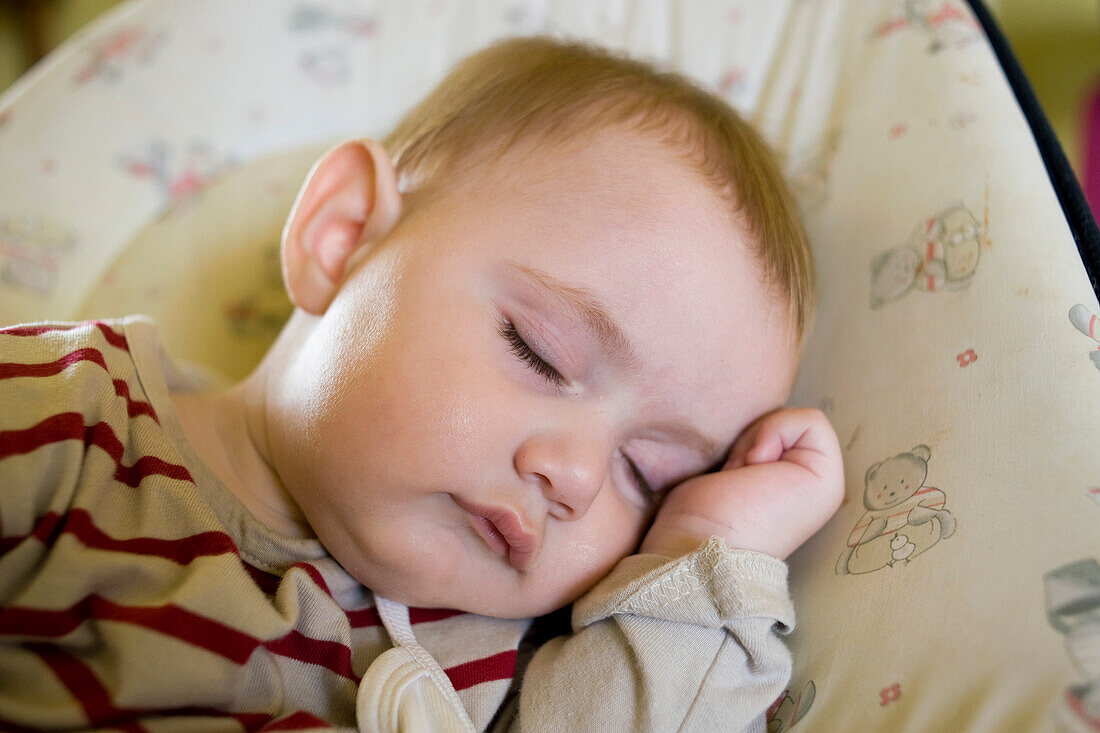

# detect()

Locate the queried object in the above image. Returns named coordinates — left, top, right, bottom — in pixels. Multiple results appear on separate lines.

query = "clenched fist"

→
left=639, top=408, right=844, bottom=560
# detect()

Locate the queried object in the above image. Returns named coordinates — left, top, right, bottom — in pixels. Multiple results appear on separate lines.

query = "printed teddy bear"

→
left=870, top=202, right=982, bottom=308
left=0, top=216, right=77, bottom=296
left=836, top=445, right=956, bottom=575
left=869, top=245, right=919, bottom=309
left=766, top=681, right=815, bottom=732
left=1044, top=559, right=1100, bottom=727
left=1069, top=304, right=1100, bottom=371
left=871, top=1, right=982, bottom=54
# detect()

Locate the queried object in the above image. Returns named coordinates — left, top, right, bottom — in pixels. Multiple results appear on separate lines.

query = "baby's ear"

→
left=281, top=139, right=402, bottom=314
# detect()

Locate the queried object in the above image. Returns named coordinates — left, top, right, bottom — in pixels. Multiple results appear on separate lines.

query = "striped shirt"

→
left=0, top=317, right=798, bottom=732
left=0, top=318, right=529, bottom=731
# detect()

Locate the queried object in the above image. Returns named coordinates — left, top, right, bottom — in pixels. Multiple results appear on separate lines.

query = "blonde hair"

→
left=383, top=36, right=813, bottom=341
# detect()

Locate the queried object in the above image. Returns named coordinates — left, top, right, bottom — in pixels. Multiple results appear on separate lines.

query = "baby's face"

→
left=269, top=129, right=798, bottom=618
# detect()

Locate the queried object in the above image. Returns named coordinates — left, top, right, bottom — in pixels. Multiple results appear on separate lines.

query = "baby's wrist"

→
left=641, top=513, right=787, bottom=560
left=638, top=528, right=709, bottom=558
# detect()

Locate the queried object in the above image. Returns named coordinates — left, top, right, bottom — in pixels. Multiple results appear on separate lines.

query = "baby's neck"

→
left=170, top=385, right=315, bottom=540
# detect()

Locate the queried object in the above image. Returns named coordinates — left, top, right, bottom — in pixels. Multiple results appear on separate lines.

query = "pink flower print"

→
left=873, top=17, right=909, bottom=40
left=880, top=683, right=902, bottom=706
left=74, top=26, right=163, bottom=85
left=956, top=349, right=977, bottom=367
left=948, top=111, right=977, bottom=130
left=125, top=159, right=159, bottom=179
left=927, top=3, right=977, bottom=30
left=100, top=27, right=145, bottom=61
left=118, top=141, right=228, bottom=214
left=168, top=169, right=204, bottom=203
left=717, top=68, right=745, bottom=98
left=350, top=17, right=378, bottom=36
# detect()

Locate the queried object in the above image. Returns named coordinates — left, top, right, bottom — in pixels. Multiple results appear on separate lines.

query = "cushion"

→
left=1, top=0, right=1097, bottom=728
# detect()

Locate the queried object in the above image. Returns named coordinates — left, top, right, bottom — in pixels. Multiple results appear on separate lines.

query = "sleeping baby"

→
left=0, top=36, right=844, bottom=731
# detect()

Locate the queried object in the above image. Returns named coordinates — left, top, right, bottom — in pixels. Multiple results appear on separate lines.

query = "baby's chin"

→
left=365, top=573, right=580, bottom=619
left=333, top=525, right=615, bottom=618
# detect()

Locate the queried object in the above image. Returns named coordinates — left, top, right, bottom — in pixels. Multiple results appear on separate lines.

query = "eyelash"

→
left=625, top=455, right=655, bottom=501
left=499, top=318, right=565, bottom=387
left=498, top=317, right=655, bottom=501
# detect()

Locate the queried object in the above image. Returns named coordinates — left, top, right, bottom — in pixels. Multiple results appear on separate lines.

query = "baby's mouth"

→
left=451, top=495, right=537, bottom=572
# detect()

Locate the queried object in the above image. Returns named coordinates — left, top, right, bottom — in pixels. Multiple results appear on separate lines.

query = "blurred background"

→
left=0, top=0, right=1098, bottom=212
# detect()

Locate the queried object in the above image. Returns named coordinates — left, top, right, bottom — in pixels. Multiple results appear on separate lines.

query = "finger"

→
left=723, top=412, right=770, bottom=469
left=724, top=432, right=752, bottom=470
left=754, top=408, right=836, bottom=458
left=752, top=409, right=842, bottom=481
left=744, top=430, right=784, bottom=465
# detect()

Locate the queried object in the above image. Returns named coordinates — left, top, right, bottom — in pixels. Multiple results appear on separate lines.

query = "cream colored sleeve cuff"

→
left=572, top=536, right=795, bottom=632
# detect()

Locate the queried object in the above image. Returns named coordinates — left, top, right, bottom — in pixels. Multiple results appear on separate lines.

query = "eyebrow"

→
left=505, top=261, right=725, bottom=464
left=507, top=261, right=639, bottom=371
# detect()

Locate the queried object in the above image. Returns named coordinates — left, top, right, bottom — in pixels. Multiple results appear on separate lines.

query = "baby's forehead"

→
left=422, top=129, right=777, bottom=307
left=433, top=124, right=719, bottom=208
left=400, top=124, right=790, bottom=330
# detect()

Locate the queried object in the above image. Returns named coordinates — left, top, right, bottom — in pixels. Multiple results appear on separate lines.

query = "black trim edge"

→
left=964, top=0, right=1100, bottom=302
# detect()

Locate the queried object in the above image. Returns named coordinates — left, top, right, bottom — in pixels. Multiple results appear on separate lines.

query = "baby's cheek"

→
left=533, top=547, right=618, bottom=612
left=562, top=538, right=601, bottom=568
left=534, top=514, right=640, bottom=607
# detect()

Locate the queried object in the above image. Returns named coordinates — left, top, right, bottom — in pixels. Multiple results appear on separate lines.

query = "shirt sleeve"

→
left=0, top=324, right=102, bottom=595
left=505, top=536, right=795, bottom=733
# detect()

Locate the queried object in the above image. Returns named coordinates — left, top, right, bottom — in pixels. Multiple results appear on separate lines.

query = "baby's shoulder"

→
left=0, top=318, right=146, bottom=419
left=0, top=319, right=168, bottom=533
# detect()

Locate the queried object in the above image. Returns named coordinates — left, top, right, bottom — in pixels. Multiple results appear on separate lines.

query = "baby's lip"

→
left=452, top=495, right=537, bottom=572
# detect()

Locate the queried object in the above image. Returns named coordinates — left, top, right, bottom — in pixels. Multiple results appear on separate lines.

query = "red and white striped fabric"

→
left=0, top=317, right=529, bottom=732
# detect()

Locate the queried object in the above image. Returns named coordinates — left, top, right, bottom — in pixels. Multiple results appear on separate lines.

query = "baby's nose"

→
left=514, top=431, right=609, bottom=520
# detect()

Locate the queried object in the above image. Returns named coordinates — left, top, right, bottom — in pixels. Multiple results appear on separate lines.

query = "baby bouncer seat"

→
left=1, top=0, right=1098, bottom=729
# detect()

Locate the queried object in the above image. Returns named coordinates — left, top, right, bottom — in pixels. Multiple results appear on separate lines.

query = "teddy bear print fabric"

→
left=779, top=1, right=1100, bottom=730
left=869, top=202, right=983, bottom=309
left=835, top=445, right=956, bottom=576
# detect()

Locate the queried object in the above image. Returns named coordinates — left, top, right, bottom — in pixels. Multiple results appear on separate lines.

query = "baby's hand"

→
left=639, top=408, right=844, bottom=560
